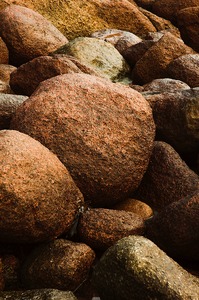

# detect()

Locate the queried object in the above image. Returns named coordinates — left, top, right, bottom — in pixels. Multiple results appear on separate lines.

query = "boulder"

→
left=132, top=32, right=195, bottom=84
left=0, top=38, right=9, bottom=65
left=149, top=88, right=199, bottom=153
left=113, top=198, right=153, bottom=220
left=0, top=94, right=28, bottom=129
left=177, top=6, right=199, bottom=53
left=11, top=73, right=155, bottom=207
left=0, top=289, right=77, bottom=300
left=0, top=80, right=12, bottom=94
left=167, top=54, right=199, bottom=88
left=0, top=0, right=156, bottom=40
left=0, top=64, right=16, bottom=83
left=0, top=130, right=84, bottom=243
left=152, top=0, right=199, bottom=23
left=146, top=190, right=199, bottom=261
left=77, top=208, right=144, bottom=250
left=142, top=78, right=190, bottom=93
left=0, top=5, right=68, bottom=66
left=53, top=37, right=130, bottom=82
left=134, top=141, right=199, bottom=211
left=21, top=239, right=95, bottom=291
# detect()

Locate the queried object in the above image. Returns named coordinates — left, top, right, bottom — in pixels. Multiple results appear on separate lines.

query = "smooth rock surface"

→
left=134, top=141, right=199, bottom=211
left=0, top=38, right=9, bottom=65
left=0, top=130, right=84, bottom=243
left=92, top=235, right=199, bottom=300
left=11, top=73, right=155, bottom=207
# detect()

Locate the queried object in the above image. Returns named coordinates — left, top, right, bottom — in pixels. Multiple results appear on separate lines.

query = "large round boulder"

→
left=11, top=73, right=155, bottom=207
left=0, top=130, right=84, bottom=243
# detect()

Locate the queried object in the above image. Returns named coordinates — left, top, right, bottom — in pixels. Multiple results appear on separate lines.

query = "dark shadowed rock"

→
left=0, top=259, right=4, bottom=291
left=0, top=130, right=84, bottom=243
left=1, top=254, right=20, bottom=291
left=92, top=235, right=199, bottom=300
left=0, top=289, right=77, bottom=300
left=149, top=88, right=199, bottom=153
left=177, top=6, right=199, bottom=53
left=77, top=208, right=144, bottom=251
left=21, top=239, right=95, bottom=291
left=134, top=141, right=199, bottom=211
left=146, top=190, right=199, bottom=261
left=0, top=5, right=68, bottom=66
left=132, top=32, right=195, bottom=84
left=11, top=73, right=155, bottom=207
left=0, top=94, right=28, bottom=129
left=167, top=54, right=199, bottom=88
left=0, top=38, right=9, bottom=65
left=113, top=198, right=153, bottom=220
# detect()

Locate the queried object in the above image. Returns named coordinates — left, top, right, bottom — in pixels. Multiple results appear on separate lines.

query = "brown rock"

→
left=178, top=6, right=199, bottom=53
left=132, top=32, right=195, bottom=84
left=11, top=73, right=155, bottom=207
left=21, top=239, right=95, bottom=291
left=1, top=255, right=20, bottom=290
left=10, top=55, right=83, bottom=96
left=0, top=64, right=17, bottom=83
left=113, top=198, right=153, bottom=220
left=0, top=80, right=12, bottom=94
left=167, top=54, right=199, bottom=88
left=0, top=130, right=84, bottom=243
left=0, top=0, right=156, bottom=40
left=134, top=141, right=199, bottom=211
left=146, top=190, right=199, bottom=261
left=142, top=78, right=190, bottom=93
left=77, top=208, right=145, bottom=251
left=0, top=5, right=68, bottom=66
left=133, top=0, right=155, bottom=10
left=0, top=94, right=28, bottom=129
left=0, top=38, right=9, bottom=65
left=152, top=0, right=199, bottom=23
left=150, top=88, right=199, bottom=153
left=0, top=259, right=4, bottom=291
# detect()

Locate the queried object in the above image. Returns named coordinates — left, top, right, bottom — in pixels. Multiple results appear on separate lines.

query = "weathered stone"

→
left=178, top=6, right=199, bottom=53
left=11, top=73, right=155, bottom=207
left=77, top=208, right=144, bottom=250
left=152, top=0, right=199, bottom=23
left=134, top=141, right=199, bottom=211
left=146, top=190, right=199, bottom=261
left=21, top=239, right=95, bottom=291
left=10, top=55, right=83, bottom=96
left=1, top=255, right=20, bottom=290
left=0, top=0, right=156, bottom=40
left=132, top=32, right=195, bottom=84
left=0, top=289, right=77, bottom=300
left=167, top=54, right=199, bottom=88
left=0, top=259, right=4, bottom=292
left=0, top=5, right=68, bottom=66
left=142, top=78, right=190, bottom=93
left=0, top=94, right=28, bottom=129
left=113, top=198, right=153, bottom=220
left=0, top=64, right=16, bottom=84
left=0, top=38, right=9, bottom=65
left=0, top=130, right=84, bottom=243
left=150, top=88, right=199, bottom=153
left=53, top=37, right=130, bottom=82
left=92, top=235, right=199, bottom=300
left=0, top=80, right=12, bottom=94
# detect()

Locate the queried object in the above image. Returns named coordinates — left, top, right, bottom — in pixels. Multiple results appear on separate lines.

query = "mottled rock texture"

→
left=11, top=73, right=155, bottom=207
left=0, top=289, right=77, bottom=300
left=146, top=190, right=199, bottom=261
left=142, top=78, right=190, bottom=93
left=77, top=208, right=144, bottom=250
left=0, top=130, right=84, bottom=243
left=53, top=37, right=130, bottom=81
left=0, top=94, right=28, bottom=129
left=92, top=236, right=199, bottom=300
left=132, top=32, right=194, bottom=84
left=0, top=5, right=68, bottom=66
left=0, top=64, right=16, bottom=84
left=167, top=54, right=199, bottom=88
left=21, top=240, right=95, bottom=291
left=134, top=141, right=199, bottom=211
left=0, top=38, right=9, bottom=65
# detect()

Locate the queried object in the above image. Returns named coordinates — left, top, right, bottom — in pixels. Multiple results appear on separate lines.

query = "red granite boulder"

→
left=11, top=73, right=155, bottom=207
left=0, top=130, right=84, bottom=243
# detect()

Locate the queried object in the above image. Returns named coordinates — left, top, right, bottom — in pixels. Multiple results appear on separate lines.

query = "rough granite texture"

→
left=92, top=235, right=199, bottom=300
left=11, top=73, right=155, bottom=207
left=0, top=130, right=84, bottom=243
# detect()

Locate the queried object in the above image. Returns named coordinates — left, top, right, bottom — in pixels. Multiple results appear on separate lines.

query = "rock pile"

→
left=0, top=2, right=198, bottom=300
